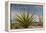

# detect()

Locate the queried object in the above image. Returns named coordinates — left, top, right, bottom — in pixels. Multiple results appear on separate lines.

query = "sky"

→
left=10, top=4, right=43, bottom=22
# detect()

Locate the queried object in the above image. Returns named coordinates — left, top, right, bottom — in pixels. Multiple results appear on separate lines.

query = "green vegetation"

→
left=16, top=12, right=35, bottom=28
left=10, top=12, right=43, bottom=29
left=38, top=16, right=43, bottom=26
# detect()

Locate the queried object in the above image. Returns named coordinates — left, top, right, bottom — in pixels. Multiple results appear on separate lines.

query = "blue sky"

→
left=10, top=4, right=43, bottom=16
left=10, top=4, right=43, bottom=22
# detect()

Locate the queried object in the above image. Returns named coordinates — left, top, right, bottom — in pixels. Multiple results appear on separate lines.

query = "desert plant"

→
left=16, top=12, right=35, bottom=28
left=10, top=23, right=15, bottom=29
left=38, top=16, right=43, bottom=26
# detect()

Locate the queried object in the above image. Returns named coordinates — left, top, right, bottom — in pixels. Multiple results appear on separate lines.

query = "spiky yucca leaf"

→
left=16, top=12, right=35, bottom=28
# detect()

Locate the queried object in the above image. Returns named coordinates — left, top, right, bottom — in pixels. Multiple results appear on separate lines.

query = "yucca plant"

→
left=16, top=12, right=35, bottom=28
left=10, top=23, right=16, bottom=29
left=38, top=16, right=43, bottom=26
